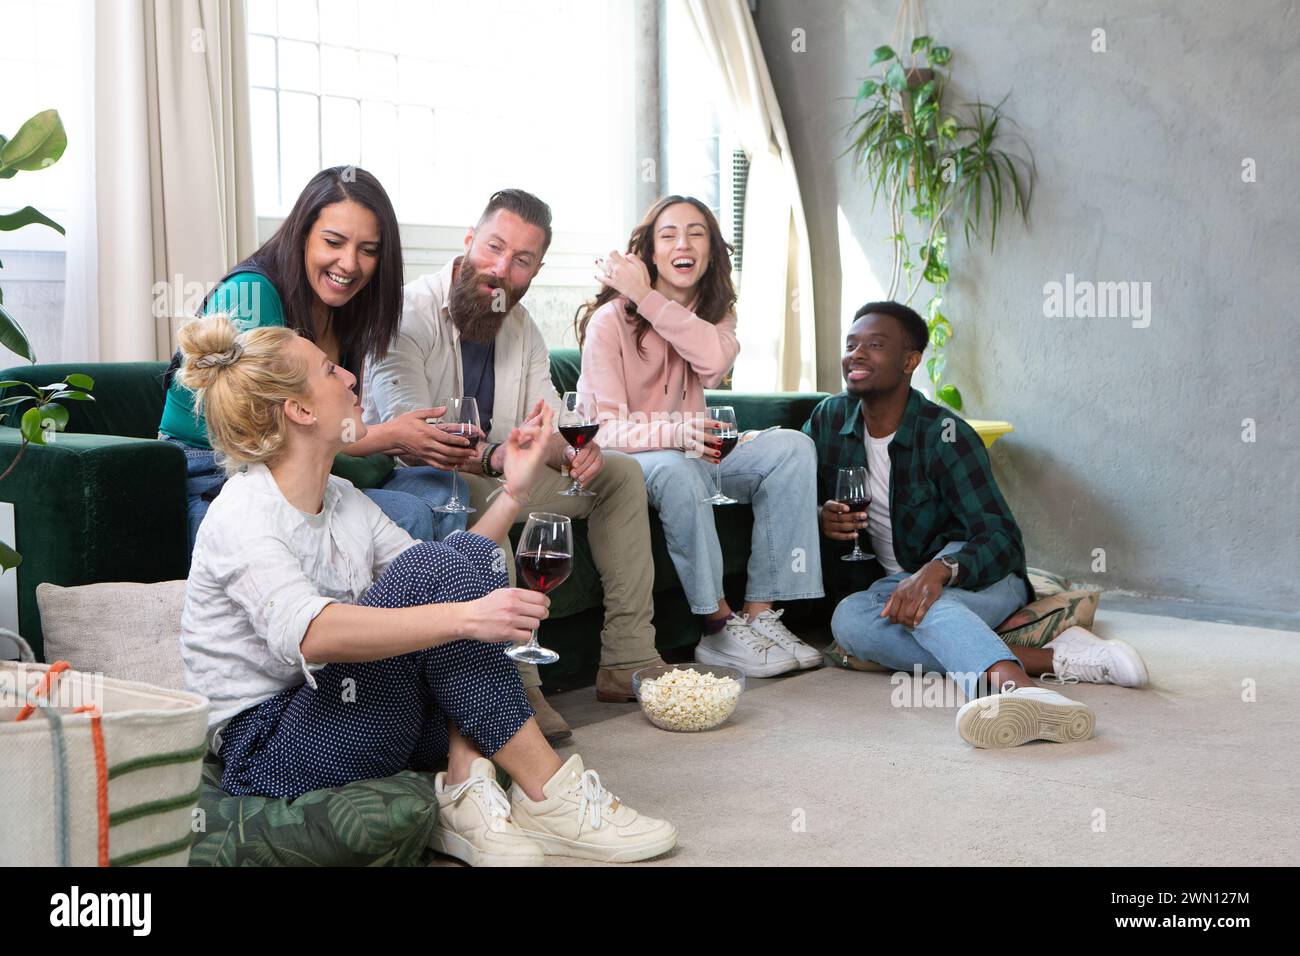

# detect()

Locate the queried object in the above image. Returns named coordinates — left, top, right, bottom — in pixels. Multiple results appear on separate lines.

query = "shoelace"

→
left=749, top=609, right=800, bottom=649
left=575, top=769, right=618, bottom=831
left=723, top=614, right=777, bottom=652
left=1039, top=647, right=1111, bottom=686
left=446, top=774, right=512, bottom=822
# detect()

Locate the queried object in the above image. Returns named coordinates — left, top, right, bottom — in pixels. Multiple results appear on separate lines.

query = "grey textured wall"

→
left=754, top=0, right=1299, bottom=611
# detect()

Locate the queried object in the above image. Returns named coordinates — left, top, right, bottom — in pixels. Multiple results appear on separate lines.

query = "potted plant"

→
left=0, top=109, right=95, bottom=572
left=845, top=36, right=1034, bottom=412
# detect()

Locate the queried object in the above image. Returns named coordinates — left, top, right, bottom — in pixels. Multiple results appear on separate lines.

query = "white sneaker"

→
left=956, top=685, right=1096, bottom=749
left=430, top=757, right=544, bottom=866
left=749, top=609, right=822, bottom=670
left=1042, top=625, right=1149, bottom=688
left=509, top=754, right=677, bottom=863
left=695, top=614, right=799, bottom=677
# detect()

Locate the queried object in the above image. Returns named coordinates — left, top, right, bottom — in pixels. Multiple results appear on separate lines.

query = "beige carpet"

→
left=537, top=609, right=1299, bottom=866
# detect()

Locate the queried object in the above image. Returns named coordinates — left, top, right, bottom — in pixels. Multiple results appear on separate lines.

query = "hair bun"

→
left=176, top=313, right=241, bottom=391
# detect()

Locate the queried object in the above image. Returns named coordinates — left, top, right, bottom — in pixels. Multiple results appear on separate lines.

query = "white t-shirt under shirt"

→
left=866, top=431, right=904, bottom=574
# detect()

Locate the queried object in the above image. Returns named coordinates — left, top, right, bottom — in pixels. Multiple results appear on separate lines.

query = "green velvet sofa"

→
left=1, top=350, right=860, bottom=688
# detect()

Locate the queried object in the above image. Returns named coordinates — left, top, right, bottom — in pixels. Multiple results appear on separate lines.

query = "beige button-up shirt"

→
left=362, top=258, right=563, bottom=442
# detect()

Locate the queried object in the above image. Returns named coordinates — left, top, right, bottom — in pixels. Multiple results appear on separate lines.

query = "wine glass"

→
left=558, top=391, right=598, bottom=498
left=835, top=466, right=875, bottom=562
left=700, top=405, right=738, bottom=506
left=431, top=396, right=480, bottom=514
left=507, top=513, right=573, bottom=665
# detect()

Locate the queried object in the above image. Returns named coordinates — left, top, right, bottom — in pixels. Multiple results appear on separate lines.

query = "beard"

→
left=447, top=256, right=526, bottom=345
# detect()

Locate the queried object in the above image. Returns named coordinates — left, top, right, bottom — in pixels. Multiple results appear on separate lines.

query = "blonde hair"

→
left=176, top=314, right=311, bottom=474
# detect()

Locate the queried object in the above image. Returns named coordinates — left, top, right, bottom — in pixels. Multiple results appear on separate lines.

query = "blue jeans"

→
left=160, top=437, right=465, bottom=549
left=371, top=465, right=468, bottom=542
left=829, top=541, right=1028, bottom=699
left=635, top=428, right=824, bottom=614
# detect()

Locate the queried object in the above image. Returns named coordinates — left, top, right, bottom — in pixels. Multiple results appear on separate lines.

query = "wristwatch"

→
left=938, top=555, right=960, bottom=586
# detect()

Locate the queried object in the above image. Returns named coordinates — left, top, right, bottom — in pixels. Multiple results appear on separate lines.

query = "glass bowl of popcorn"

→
left=631, top=664, right=745, bottom=732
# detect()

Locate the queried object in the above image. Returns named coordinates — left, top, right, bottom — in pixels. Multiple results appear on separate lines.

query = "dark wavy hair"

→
left=233, top=166, right=404, bottom=394
left=574, top=195, right=736, bottom=356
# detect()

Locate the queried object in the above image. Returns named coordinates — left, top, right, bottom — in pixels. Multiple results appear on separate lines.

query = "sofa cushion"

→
left=190, top=755, right=441, bottom=866
left=36, top=579, right=189, bottom=689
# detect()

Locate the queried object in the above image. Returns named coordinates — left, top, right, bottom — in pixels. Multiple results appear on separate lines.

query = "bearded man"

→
left=363, top=189, right=663, bottom=743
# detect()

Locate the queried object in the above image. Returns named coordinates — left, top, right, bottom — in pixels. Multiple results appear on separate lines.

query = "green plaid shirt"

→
left=802, top=389, right=1032, bottom=596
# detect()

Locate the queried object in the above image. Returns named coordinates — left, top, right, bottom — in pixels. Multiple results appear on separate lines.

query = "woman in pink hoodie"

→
left=575, top=196, right=823, bottom=679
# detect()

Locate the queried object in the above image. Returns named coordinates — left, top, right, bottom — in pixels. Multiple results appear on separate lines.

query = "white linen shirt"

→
left=361, top=257, right=563, bottom=444
left=180, top=461, right=417, bottom=727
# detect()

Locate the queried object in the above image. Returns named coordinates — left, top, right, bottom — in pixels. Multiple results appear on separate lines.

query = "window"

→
left=658, top=0, right=744, bottom=266
left=249, top=0, right=636, bottom=234
left=0, top=0, right=82, bottom=367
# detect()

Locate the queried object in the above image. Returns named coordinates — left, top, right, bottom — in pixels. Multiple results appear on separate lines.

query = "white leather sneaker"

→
left=956, top=685, right=1096, bottom=749
left=695, top=614, right=799, bottom=677
left=430, top=757, right=544, bottom=867
left=509, top=754, right=677, bottom=863
left=1042, top=626, right=1149, bottom=688
left=749, top=609, right=822, bottom=670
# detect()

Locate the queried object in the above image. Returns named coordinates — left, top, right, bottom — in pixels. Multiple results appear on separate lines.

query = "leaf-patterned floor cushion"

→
left=189, top=755, right=441, bottom=866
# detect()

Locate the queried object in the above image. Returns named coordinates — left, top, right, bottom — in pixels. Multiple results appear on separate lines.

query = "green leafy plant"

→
left=845, top=36, right=1034, bottom=411
left=0, top=109, right=94, bottom=572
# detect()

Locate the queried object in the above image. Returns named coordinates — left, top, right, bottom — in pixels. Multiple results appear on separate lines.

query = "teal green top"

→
left=158, top=272, right=285, bottom=448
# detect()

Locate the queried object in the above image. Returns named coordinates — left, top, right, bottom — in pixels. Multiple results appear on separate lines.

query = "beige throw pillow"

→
left=36, top=580, right=189, bottom=691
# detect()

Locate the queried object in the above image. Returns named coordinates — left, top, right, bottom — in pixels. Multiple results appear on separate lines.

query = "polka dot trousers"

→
left=217, top=534, right=535, bottom=799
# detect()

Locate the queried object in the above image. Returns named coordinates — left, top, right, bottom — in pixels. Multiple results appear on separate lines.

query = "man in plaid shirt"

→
left=802, top=302, right=1145, bottom=748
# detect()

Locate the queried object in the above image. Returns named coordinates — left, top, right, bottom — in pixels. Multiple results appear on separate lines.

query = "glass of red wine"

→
left=507, top=512, right=573, bottom=664
left=431, top=396, right=480, bottom=514
left=701, top=405, right=739, bottom=506
left=558, top=391, right=599, bottom=498
left=835, top=466, right=875, bottom=562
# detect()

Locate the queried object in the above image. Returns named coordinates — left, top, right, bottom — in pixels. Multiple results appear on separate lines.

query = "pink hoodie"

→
left=577, top=289, right=741, bottom=452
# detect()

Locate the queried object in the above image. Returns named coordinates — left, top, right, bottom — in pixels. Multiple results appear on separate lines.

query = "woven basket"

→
left=1, top=645, right=209, bottom=867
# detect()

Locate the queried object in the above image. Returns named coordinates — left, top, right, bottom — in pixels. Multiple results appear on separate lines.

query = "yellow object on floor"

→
left=967, top=420, right=1013, bottom=447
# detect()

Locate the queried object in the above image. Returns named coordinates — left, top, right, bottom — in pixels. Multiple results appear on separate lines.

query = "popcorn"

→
left=637, top=667, right=741, bottom=732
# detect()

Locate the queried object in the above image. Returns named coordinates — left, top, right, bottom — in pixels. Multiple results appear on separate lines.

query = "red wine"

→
left=559, top=423, right=599, bottom=450
left=518, top=551, right=572, bottom=593
left=838, top=498, right=868, bottom=513
left=442, top=422, right=479, bottom=449
left=715, top=434, right=738, bottom=460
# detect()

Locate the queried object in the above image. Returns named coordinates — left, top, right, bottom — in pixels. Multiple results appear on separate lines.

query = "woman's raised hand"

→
left=503, top=402, right=554, bottom=500
left=595, top=250, right=653, bottom=306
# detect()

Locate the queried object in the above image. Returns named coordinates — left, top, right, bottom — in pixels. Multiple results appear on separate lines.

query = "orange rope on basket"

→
left=14, top=661, right=71, bottom=722
left=72, top=704, right=110, bottom=867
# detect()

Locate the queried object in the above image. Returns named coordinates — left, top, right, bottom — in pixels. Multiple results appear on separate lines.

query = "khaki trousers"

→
left=462, top=451, right=659, bottom=689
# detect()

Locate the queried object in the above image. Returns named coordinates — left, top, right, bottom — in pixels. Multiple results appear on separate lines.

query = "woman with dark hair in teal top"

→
left=159, top=166, right=466, bottom=548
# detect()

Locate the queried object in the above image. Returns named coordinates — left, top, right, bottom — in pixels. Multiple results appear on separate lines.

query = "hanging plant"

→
left=845, top=33, right=1034, bottom=411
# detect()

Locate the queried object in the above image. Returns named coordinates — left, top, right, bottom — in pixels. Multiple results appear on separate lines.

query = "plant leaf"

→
left=65, top=372, right=94, bottom=390
left=869, top=45, right=896, bottom=66
left=0, top=540, right=21, bottom=573
left=937, top=383, right=963, bottom=410
left=0, top=109, right=67, bottom=172
left=0, top=206, right=65, bottom=235
left=911, top=35, right=932, bottom=54
left=20, top=407, right=46, bottom=444
left=929, top=45, right=952, bottom=65
left=926, top=354, right=947, bottom=383
left=885, top=61, right=907, bottom=92
left=0, top=303, right=36, bottom=362
left=856, top=79, right=880, bottom=101
left=48, top=390, right=95, bottom=401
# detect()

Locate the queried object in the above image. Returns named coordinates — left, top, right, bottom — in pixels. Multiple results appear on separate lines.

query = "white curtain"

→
left=66, top=0, right=256, bottom=363
left=684, top=0, right=816, bottom=392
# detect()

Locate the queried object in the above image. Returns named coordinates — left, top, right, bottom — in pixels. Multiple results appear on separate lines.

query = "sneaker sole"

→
left=429, top=826, right=544, bottom=867
left=956, top=695, right=1096, bottom=749
left=519, top=825, right=678, bottom=863
left=694, top=644, right=799, bottom=678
